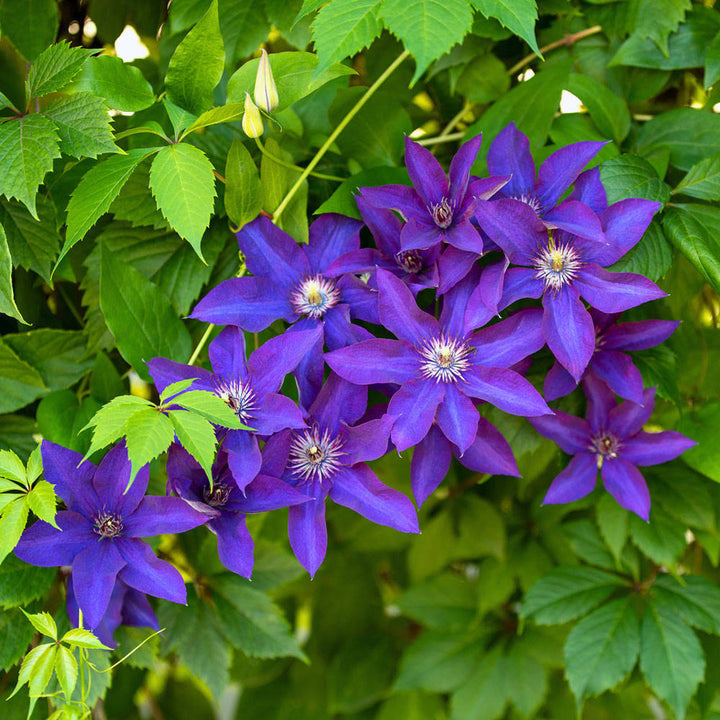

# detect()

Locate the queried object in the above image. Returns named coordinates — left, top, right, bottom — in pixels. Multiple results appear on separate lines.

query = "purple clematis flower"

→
left=475, top=191, right=666, bottom=382
left=326, top=269, right=551, bottom=504
left=544, top=309, right=679, bottom=403
left=166, top=444, right=309, bottom=578
left=191, top=214, right=377, bottom=405
left=66, top=576, right=159, bottom=649
left=15, top=441, right=209, bottom=630
left=530, top=375, right=696, bottom=520
left=359, top=135, right=507, bottom=255
left=148, top=325, right=321, bottom=490
left=265, top=372, right=419, bottom=577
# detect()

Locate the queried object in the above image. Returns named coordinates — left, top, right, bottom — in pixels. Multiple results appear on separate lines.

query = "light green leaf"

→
left=61, top=628, right=111, bottom=650
left=654, top=575, right=720, bottom=635
left=599, top=155, right=671, bottom=204
left=595, top=493, right=629, bottom=565
left=0, top=221, right=26, bottom=323
left=219, top=0, right=270, bottom=60
left=0, top=449, right=27, bottom=484
left=521, top=566, right=625, bottom=625
left=149, top=143, right=216, bottom=259
left=0, top=0, right=58, bottom=62
left=705, top=29, right=720, bottom=89
left=471, top=0, right=540, bottom=55
left=567, top=73, right=631, bottom=143
left=225, top=139, right=262, bottom=229
left=397, top=573, right=477, bottom=629
left=312, top=0, right=384, bottom=73
left=640, top=603, right=705, bottom=719
left=9, top=642, right=54, bottom=699
left=160, top=379, right=196, bottom=402
left=0, top=497, right=29, bottom=564
left=125, top=407, right=175, bottom=485
left=183, top=103, right=245, bottom=136
left=63, top=148, right=156, bottom=263
left=164, top=98, right=197, bottom=138
left=0, top=114, right=61, bottom=218
left=68, top=55, right=156, bottom=112
left=21, top=609, right=57, bottom=640
left=0, top=339, right=47, bottom=414
left=167, top=409, right=217, bottom=481
left=165, top=0, right=225, bottom=116
left=26, top=444, right=43, bottom=484
left=26, top=42, right=94, bottom=100
left=54, top=645, right=78, bottom=700
left=674, top=151, right=720, bottom=202
left=26, top=480, right=58, bottom=528
left=81, top=395, right=154, bottom=459
left=565, top=597, right=640, bottom=705
left=171, top=389, right=249, bottom=430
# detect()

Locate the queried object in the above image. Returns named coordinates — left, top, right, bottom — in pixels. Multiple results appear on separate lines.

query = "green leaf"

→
left=160, top=379, right=196, bottom=402
left=42, top=93, right=119, bottom=159
left=21, top=609, right=57, bottom=640
left=654, top=576, right=720, bottom=635
left=450, top=644, right=507, bottom=720
left=608, top=220, right=672, bottom=282
left=68, top=55, right=156, bottom=112
left=89, top=353, right=125, bottom=404
left=677, top=401, right=720, bottom=483
left=108, top=159, right=169, bottom=231
left=0, top=90, right=18, bottom=112
left=124, top=407, right=175, bottom=484
left=224, top=139, right=262, bottom=230
left=674, top=151, right=720, bottom=202
left=99, top=248, right=192, bottom=382
left=521, top=566, right=625, bottom=625
left=705, top=29, right=720, bottom=89
left=0, top=0, right=58, bottom=62
left=26, top=481, right=58, bottom=528
left=595, top=494, right=629, bottom=565
left=630, top=510, right=687, bottom=568
left=54, top=645, right=78, bottom=700
left=397, top=573, right=477, bottom=629
left=599, top=155, right=671, bottom=204
left=183, top=103, right=246, bottom=136
left=477, top=557, right=515, bottom=616
left=382, top=0, right=474, bottom=85
left=663, top=204, right=720, bottom=295
left=565, top=597, right=639, bottom=707
left=0, top=555, right=54, bottom=607
left=26, top=444, right=42, bottom=484
left=0, top=449, right=27, bottom=484
left=226, top=51, right=356, bottom=113
left=164, top=99, right=197, bottom=138
left=0, top=114, right=60, bottom=218
left=0, top=221, right=26, bottom=323
left=149, top=143, right=216, bottom=259
left=165, top=0, right=225, bottom=116
left=26, top=42, right=94, bottom=100
left=455, top=52, right=510, bottom=104
left=471, top=0, right=540, bottom=55
left=0, top=497, right=29, bottom=564
left=218, top=0, right=270, bottom=61
left=640, top=603, right=705, bottom=719
left=566, top=73, right=631, bottom=144
left=61, top=628, right=110, bottom=650
left=10, top=642, right=54, bottom=699
left=504, top=645, right=547, bottom=717
left=0, top=607, right=36, bottom=672
left=167, top=409, right=217, bottom=481
left=171, top=389, right=248, bottom=430
left=652, top=466, right=715, bottom=531
left=632, top=0, right=691, bottom=56
left=63, top=148, right=155, bottom=262
left=0, top=340, right=46, bottom=414
left=80, top=395, right=152, bottom=459
left=311, top=0, right=384, bottom=74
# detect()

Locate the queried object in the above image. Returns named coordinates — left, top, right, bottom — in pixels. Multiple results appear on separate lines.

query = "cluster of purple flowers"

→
left=15, top=123, right=694, bottom=645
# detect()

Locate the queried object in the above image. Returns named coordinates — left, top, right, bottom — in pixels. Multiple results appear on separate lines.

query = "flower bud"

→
left=254, top=48, right=279, bottom=113
left=242, top=92, right=264, bottom=138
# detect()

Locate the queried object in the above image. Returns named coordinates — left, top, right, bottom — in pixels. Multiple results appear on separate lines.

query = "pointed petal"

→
left=400, top=218, right=443, bottom=252
left=123, top=588, right=160, bottom=630
left=337, top=274, right=379, bottom=324
left=471, top=308, right=544, bottom=367
left=15, top=512, right=93, bottom=566
left=499, top=267, right=543, bottom=310
left=207, top=326, right=248, bottom=380
left=437, top=246, right=478, bottom=295
left=592, top=351, right=645, bottom=404
left=463, top=366, right=551, bottom=416
left=252, top=393, right=306, bottom=435
left=602, top=319, right=679, bottom=351
left=436, top=384, right=479, bottom=453
left=310, top=372, right=367, bottom=432
left=601, top=458, right=650, bottom=520
left=543, top=361, right=578, bottom=401
left=543, top=201, right=605, bottom=243
left=529, top=411, right=591, bottom=455
left=608, top=388, right=656, bottom=438
left=575, top=265, right=666, bottom=313
left=474, top=198, right=542, bottom=263
left=359, top=184, right=427, bottom=222
left=448, top=134, right=482, bottom=201
left=40, top=440, right=99, bottom=517
left=293, top=324, right=325, bottom=410
left=410, top=425, right=452, bottom=506
left=542, top=285, right=595, bottom=382
left=459, top=417, right=519, bottom=476
left=123, top=496, right=209, bottom=537
left=443, top=219, right=483, bottom=253
left=147, top=358, right=215, bottom=396
left=621, top=431, right=696, bottom=467
left=389, top=378, right=445, bottom=451
left=405, top=136, right=448, bottom=206
left=439, top=268, right=477, bottom=336
left=378, top=268, right=438, bottom=344
left=583, top=372, right=618, bottom=434
left=306, top=214, right=363, bottom=272
left=323, top=305, right=358, bottom=350
left=93, top=442, right=148, bottom=516
left=226, top=474, right=310, bottom=513
left=260, top=429, right=292, bottom=478
left=288, top=491, right=327, bottom=578
left=330, top=465, right=419, bottom=533
left=225, top=430, right=262, bottom=491
left=464, top=258, right=507, bottom=328
left=486, top=123, right=535, bottom=198
left=116, top=538, right=187, bottom=604
left=467, top=175, right=511, bottom=201
left=326, top=338, right=418, bottom=386
left=325, top=248, right=388, bottom=276
left=342, top=415, right=394, bottom=465
left=568, top=167, right=607, bottom=215
left=213, top=512, right=254, bottom=577
left=543, top=453, right=598, bottom=505
left=356, top=195, right=402, bottom=256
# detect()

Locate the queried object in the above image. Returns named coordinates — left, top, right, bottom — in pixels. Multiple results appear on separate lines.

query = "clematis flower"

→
left=544, top=309, right=679, bottom=403
left=191, top=214, right=377, bottom=405
left=530, top=375, right=695, bottom=520
left=166, top=444, right=309, bottom=578
left=148, top=325, right=321, bottom=490
left=266, top=372, right=419, bottom=577
left=15, top=442, right=209, bottom=630
left=326, top=269, right=551, bottom=504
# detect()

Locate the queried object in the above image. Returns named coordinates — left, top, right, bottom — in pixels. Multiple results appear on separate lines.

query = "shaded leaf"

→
left=225, top=139, right=262, bottom=229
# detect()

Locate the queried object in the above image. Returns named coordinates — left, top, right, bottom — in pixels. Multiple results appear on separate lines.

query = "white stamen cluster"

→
left=214, top=378, right=257, bottom=423
left=430, top=197, right=454, bottom=229
left=288, top=426, right=345, bottom=483
left=290, top=274, right=341, bottom=319
left=590, top=432, right=621, bottom=469
left=533, top=239, right=582, bottom=292
left=515, top=192, right=542, bottom=213
left=94, top=511, right=123, bottom=538
left=418, top=333, right=473, bottom=383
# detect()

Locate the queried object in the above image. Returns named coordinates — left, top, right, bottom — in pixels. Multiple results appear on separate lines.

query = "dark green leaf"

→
left=705, top=29, right=720, bottom=88
left=0, top=222, right=26, bottom=323
left=608, top=220, right=672, bottom=282
left=654, top=575, right=720, bottom=635
left=567, top=73, right=631, bottom=143
left=450, top=644, right=507, bottom=720
left=38, top=390, right=100, bottom=455
left=0, top=0, right=58, bottom=62
left=630, top=509, right=687, bottom=568
left=225, top=139, right=262, bottom=229
left=677, top=402, right=720, bottom=483
left=397, top=573, right=477, bottom=629
left=455, top=52, right=510, bottom=104
left=89, top=353, right=125, bottom=404
left=218, top=0, right=269, bottom=61
left=109, top=160, right=169, bottom=230
left=631, top=0, right=691, bottom=56
left=674, top=151, right=720, bottom=201
left=0, top=339, right=46, bottom=413
left=599, top=155, right=671, bottom=204
left=0, top=608, right=35, bottom=671
left=0, top=555, right=54, bottom=607
left=595, top=494, right=629, bottom=565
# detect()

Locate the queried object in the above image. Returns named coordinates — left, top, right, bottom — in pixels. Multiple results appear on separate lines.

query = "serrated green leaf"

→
left=595, top=494, right=629, bottom=565
left=42, top=93, right=119, bottom=159
left=471, top=0, right=539, bottom=55
left=171, top=390, right=248, bottom=430
left=167, top=409, right=217, bottom=481
left=654, top=576, right=720, bottom=635
left=0, top=114, right=61, bottom=218
left=641, top=603, right=705, bottom=719
left=9, top=642, right=53, bottom=699
left=149, top=143, right=216, bottom=259
left=397, top=573, right=477, bottom=629
left=108, top=159, right=169, bottom=230
left=61, top=628, right=110, bottom=649
left=26, top=42, right=94, bottom=100
left=599, top=155, right=671, bottom=204
left=0, top=90, right=18, bottom=112
left=165, top=0, right=225, bottom=116
left=677, top=402, right=720, bottom=483
left=633, top=0, right=691, bottom=56
left=26, top=481, right=57, bottom=528
left=21, top=609, right=57, bottom=640
left=54, top=645, right=77, bottom=700
left=125, top=407, right=175, bottom=485
left=183, top=103, right=245, bottom=136
left=565, top=597, right=639, bottom=707
left=0, top=449, right=27, bottom=484
left=608, top=220, right=672, bottom=282
left=674, top=152, right=720, bottom=202
left=26, top=444, right=42, bottom=484
left=163, top=98, right=197, bottom=138
left=224, top=139, right=262, bottom=229
left=450, top=644, right=507, bottom=720
left=567, top=73, right=630, bottom=144
left=0, top=222, right=26, bottom=323
left=705, top=29, right=720, bottom=89
left=312, top=0, right=384, bottom=73
left=0, top=607, right=36, bottom=672
left=630, top=510, right=687, bottom=568
left=0, top=497, right=29, bottom=564
left=521, top=566, right=625, bottom=624
left=160, top=378, right=196, bottom=402
left=0, top=555, right=54, bottom=607
left=63, top=148, right=155, bottom=263
left=0, top=340, right=46, bottom=413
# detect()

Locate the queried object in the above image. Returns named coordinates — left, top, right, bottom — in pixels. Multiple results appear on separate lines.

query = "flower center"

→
left=94, top=511, right=123, bottom=538
left=418, top=333, right=473, bottom=383
left=214, top=378, right=257, bottom=423
left=288, top=426, right=345, bottom=483
left=290, top=274, right=341, bottom=319
left=591, top=432, right=621, bottom=468
left=533, top=237, right=582, bottom=292
left=203, top=483, right=232, bottom=507
left=430, top=197, right=454, bottom=229
left=514, top=192, right=542, bottom=214
left=396, top=250, right=424, bottom=274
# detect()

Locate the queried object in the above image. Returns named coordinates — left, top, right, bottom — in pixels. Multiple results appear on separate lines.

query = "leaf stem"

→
left=254, top=137, right=345, bottom=182
left=273, top=50, right=411, bottom=223
left=418, top=132, right=465, bottom=147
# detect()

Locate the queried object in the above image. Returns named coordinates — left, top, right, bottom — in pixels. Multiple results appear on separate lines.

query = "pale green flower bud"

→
left=254, top=48, right=279, bottom=113
left=242, top=92, right=264, bottom=138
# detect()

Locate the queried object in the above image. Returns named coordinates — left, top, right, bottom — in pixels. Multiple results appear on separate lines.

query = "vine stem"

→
left=254, top=137, right=346, bottom=182
left=273, top=49, right=411, bottom=223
